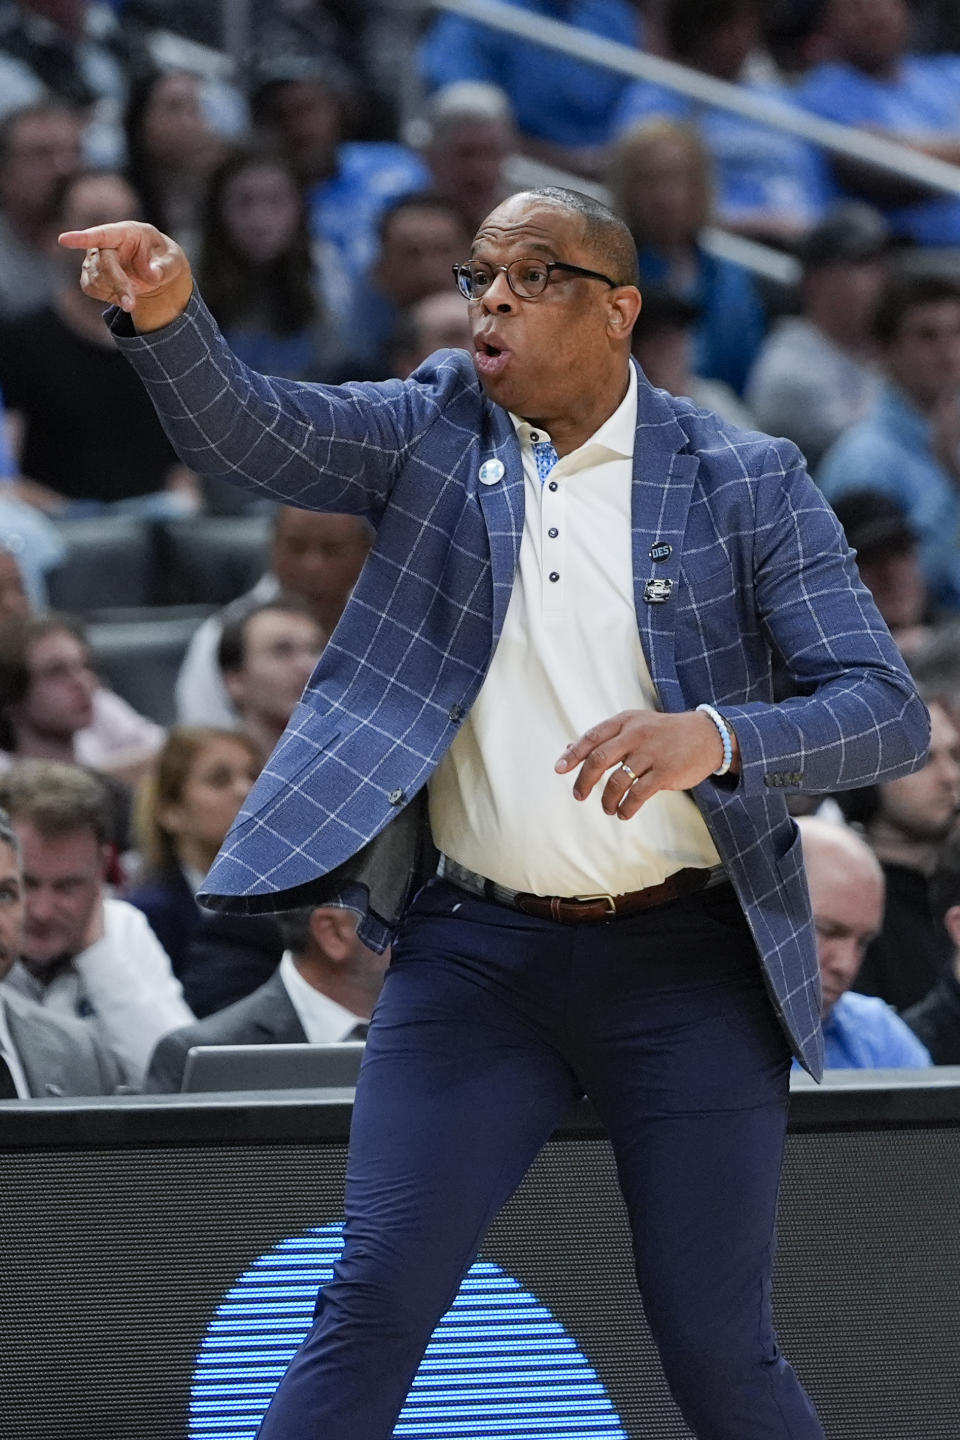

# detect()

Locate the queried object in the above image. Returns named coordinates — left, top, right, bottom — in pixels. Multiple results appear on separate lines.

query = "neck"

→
left=637, top=238, right=697, bottom=277
left=868, top=818, right=941, bottom=876
left=309, top=597, right=344, bottom=636
left=175, top=837, right=220, bottom=878
left=11, top=725, right=75, bottom=763
left=293, top=955, right=377, bottom=1019
left=853, top=54, right=901, bottom=82
left=524, top=367, right=630, bottom=458
left=811, top=307, right=872, bottom=356
left=19, top=951, right=74, bottom=983
left=889, top=379, right=938, bottom=417
left=241, top=713, right=287, bottom=762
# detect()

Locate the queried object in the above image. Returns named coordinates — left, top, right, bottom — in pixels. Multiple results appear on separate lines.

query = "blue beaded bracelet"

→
left=696, top=703, right=734, bottom=777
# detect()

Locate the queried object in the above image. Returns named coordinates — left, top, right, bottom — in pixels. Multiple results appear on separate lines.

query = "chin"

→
left=23, top=946, right=61, bottom=969
left=476, top=371, right=527, bottom=413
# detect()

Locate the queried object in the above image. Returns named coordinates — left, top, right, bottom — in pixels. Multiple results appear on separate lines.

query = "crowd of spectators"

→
left=3, top=0, right=960, bottom=1096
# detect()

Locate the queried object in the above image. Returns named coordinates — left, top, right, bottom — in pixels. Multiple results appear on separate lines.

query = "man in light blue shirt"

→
left=798, top=817, right=932, bottom=1069
left=420, top=0, right=640, bottom=162
left=795, top=0, right=960, bottom=245
left=613, top=0, right=829, bottom=240
left=0, top=387, right=64, bottom=609
left=818, top=272, right=960, bottom=611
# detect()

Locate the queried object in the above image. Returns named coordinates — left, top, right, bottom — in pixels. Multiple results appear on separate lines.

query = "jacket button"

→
left=388, top=788, right=405, bottom=806
left=448, top=704, right=464, bottom=723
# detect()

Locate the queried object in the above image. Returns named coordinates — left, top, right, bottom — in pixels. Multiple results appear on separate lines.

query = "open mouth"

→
left=474, top=339, right=512, bottom=377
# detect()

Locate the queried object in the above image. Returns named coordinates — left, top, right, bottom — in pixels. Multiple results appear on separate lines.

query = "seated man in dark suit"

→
left=0, top=808, right=119, bottom=1097
left=144, top=904, right=390, bottom=1092
left=905, top=821, right=960, bottom=1063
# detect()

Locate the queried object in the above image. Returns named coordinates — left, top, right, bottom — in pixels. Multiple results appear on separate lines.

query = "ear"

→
left=155, top=800, right=182, bottom=837
left=223, top=669, right=245, bottom=707
left=99, top=843, right=113, bottom=880
left=607, top=285, right=642, bottom=339
left=308, top=906, right=357, bottom=963
left=944, top=904, right=960, bottom=951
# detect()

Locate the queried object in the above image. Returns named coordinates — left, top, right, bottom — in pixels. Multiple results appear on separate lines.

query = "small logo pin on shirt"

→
left=643, top=577, right=674, bottom=604
left=478, top=459, right=505, bottom=485
left=649, top=541, right=672, bottom=562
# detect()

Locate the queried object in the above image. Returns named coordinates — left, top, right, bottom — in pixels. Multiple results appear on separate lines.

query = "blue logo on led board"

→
left=191, top=1222, right=627, bottom=1438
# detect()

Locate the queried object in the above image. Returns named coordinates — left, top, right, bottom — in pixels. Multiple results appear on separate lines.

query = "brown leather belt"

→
left=438, top=855, right=725, bottom=925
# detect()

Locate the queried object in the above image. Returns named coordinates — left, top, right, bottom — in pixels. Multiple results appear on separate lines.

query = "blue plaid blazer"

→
left=114, top=294, right=930, bottom=1077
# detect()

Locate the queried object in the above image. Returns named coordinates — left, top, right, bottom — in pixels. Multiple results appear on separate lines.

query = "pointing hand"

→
left=58, top=220, right=193, bottom=331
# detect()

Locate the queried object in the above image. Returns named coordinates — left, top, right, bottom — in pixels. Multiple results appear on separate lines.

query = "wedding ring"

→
left=618, top=762, right=639, bottom=783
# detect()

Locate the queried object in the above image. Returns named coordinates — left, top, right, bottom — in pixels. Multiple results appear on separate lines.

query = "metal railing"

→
left=434, top=0, right=960, bottom=200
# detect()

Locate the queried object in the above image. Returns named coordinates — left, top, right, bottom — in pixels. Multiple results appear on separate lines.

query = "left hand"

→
left=555, top=709, right=731, bottom=820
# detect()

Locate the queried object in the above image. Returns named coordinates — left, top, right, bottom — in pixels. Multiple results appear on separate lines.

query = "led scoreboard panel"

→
left=0, top=1079, right=958, bottom=1440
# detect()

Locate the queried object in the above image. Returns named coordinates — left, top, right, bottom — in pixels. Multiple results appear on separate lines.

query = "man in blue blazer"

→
left=63, top=188, right=928, bottom=1438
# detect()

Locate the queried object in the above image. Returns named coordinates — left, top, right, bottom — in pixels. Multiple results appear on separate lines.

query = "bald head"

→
left=467, top=189, right=642, bottom=454
left=799, top=816, right=883, bottom=889
left=798, top=817, right=885, bottom=1017
left=488, top=187, right=639, bottom=289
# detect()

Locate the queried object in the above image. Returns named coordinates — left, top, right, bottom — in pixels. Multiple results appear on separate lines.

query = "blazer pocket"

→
left=677, top=559, right=738, bottom=611
left=676, top=561, right=747, bottom=662
left=775, top=823, right=805, bottom=887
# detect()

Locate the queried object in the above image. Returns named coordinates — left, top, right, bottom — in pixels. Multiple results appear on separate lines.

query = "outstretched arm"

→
left=57, top=220, right=432, bottom=519
left=58, top=220, right=193, bottom=332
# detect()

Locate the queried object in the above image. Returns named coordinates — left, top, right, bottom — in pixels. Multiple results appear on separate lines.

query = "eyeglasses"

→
left=452, top=257, right=618, bottom=301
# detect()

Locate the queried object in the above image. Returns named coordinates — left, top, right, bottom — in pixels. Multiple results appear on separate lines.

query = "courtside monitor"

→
left=180, top=1041, right=366, bottom=1093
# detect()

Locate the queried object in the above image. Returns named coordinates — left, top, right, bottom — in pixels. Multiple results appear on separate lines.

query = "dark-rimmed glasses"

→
left=452, top=257, right=618, bottom=301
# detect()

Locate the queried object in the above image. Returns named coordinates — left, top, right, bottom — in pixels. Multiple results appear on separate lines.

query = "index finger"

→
left=554, top=715, right=622, bottom=774
left=58, top=222, right=133, bottom=250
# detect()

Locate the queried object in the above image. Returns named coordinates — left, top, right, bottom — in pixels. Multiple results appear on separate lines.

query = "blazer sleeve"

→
left=108, top=289, right=450, bottom=523
left=718, top=439, right=930, bottom=796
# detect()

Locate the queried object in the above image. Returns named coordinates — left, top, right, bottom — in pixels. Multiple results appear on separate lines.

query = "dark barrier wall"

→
left=1, top=1075, right=959, bottom=1440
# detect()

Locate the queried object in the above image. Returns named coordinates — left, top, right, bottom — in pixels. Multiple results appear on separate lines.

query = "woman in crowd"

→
left=124, top=68, right=226, bottom=257
left=608, top=118, right=768, bottom=394
left=196, top=145, right=347, bottom=380
left=127, top=726, right=261, bottom=977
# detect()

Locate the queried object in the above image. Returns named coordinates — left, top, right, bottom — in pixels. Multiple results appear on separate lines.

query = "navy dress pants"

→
left=256, top=878, right=825, bottom=1439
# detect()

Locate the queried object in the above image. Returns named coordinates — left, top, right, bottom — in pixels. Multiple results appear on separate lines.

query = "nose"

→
left=933, top=748, right=960, bottom=794
left=480, top=269, right=518, bottom=315
left=27, top=888, right=54, bottom=924
left=821, top=936, right=859, bottom=984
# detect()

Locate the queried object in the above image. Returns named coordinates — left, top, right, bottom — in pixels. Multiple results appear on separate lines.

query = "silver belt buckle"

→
left=572, top=892, right=617, bottom=914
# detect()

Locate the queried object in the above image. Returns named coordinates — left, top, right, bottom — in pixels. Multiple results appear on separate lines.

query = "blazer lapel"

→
left=250, top=971, right=307, bottom=1044
left=475, top=405, right=525, bottom=654
left=5, top=999, right=63, bottom=1097
left=629, top=367, right=699, bottom=711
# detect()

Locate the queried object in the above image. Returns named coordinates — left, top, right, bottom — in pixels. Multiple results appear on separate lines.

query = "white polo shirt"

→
left=429, top=366, right=720, bottom=896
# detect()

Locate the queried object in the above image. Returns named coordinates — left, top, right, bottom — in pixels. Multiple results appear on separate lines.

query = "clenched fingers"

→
left=78, top=245, right=137, bottom=309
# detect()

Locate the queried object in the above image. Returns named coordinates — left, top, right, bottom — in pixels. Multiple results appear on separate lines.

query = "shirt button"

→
left=530, top=431, right=540, bottom=442
left=548, top=527, right=558, bottom=538
left=548, top=480, right=558, bottom=492
left=549, top=571, right=560, bottom=583
left=448, top=704, right=464, bottom=723
left=387, top=788, right=406, bottom=806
